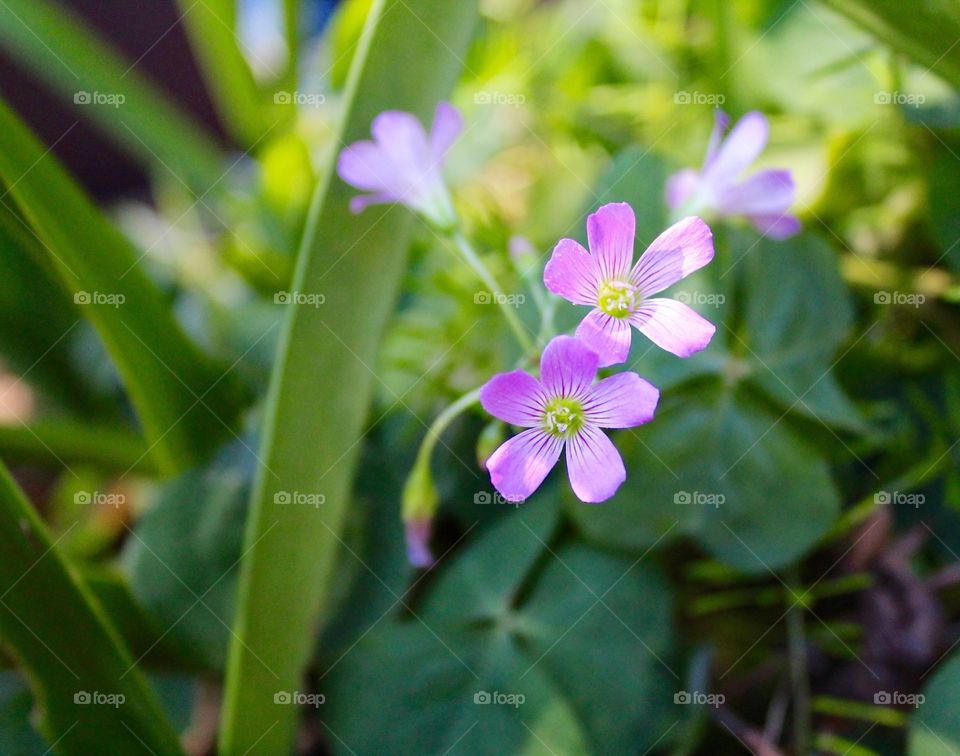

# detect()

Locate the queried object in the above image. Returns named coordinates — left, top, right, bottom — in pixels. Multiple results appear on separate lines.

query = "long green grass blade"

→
left=0, top=461, right=184, bottom=754
left=219, top=1, right=479, bottom=752
left=0, top=0, right=224, bottom=187
left=821, top=0, right=960, bottom=88
left=175, top=0, right=272, bottom=147
left=0, top=99, right=248, bottom=474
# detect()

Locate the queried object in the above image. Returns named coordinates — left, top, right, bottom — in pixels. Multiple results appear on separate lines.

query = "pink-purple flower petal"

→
left=544, top=238, right=600, bottom=306
left=540, top=335, right=600, bottom=397
left=574, top=310, right=632, bottom=368
left=632, top=216, right=714, bottom=297
left=337, top=141, right=393, bottom=191
left=631, top=298, right=715, bottom=358
left=586, top=202, right=635, bottom=280
left=486, top=428, right=564, bottom=502
left=748, top=213, right=801, bottom=240
left=704, top=108, right=731, bottom=166
left=717, top=169, right=795, bottom=217
left=429, top=101, right=463, bottom=157
left=479, top=370, right=546, bottom=427
left=565, top=425, right=626, bottom=503
left=584, top=372, right=660, bottom=428
left=702, top=111, right=769, bottom=186
left=665, top=168, right=699, bottom=210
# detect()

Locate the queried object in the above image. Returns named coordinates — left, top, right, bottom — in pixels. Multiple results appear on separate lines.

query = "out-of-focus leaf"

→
left=738, top=233, right=867, bottom=433
left=820, top=0, right=960, bottom=88
left=570, top=384, right=841, bottom=572
left=324, top=504, right=678, bottom=754
left=0, top=0, right=224, bottom=188
left=0, top=461, right=183, bottom=754
left=0, top=421, right=158, bottom=475
left=0, top=672, right=47, bottom=756
left=175, top=0, right=272, bottom=147
left=123, top=442, right=251, bottom=672
left=0, top=99, right=249, bottom=474
left=909, top=654, right=960, bottom=754
left=220, top=3, right=480, bottom=751
left=0, top=205, right=105, bottom=415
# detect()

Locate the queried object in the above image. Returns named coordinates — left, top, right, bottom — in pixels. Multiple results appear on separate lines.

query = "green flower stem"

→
left=411, top=387, right=481, bottom=479
left=450, top=231, right=535, bottom=354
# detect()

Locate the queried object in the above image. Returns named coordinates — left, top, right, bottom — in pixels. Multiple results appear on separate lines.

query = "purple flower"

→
left=337, top=101, right=462, bottom=227
left=544, top=202, right=716, bottom=366
left=480, top=335, right=659, bottom=504
left=666, top=110, right=800, bottom=239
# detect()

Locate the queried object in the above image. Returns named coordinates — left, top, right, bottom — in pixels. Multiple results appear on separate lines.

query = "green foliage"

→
left=219, top=2, right=481, bottom=753
left=0, top=99, right=249, bottom=474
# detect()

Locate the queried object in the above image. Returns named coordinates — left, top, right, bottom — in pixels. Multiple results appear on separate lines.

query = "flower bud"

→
left=401, top=458, right=439, bottom=568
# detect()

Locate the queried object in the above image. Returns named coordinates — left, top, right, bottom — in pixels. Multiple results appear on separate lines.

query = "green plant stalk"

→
left=0, top=99, right=249, bottom=474
left=175, top=0, right=273, bottom=148
left=451, top=231, right=536, bottom=353
left=787, top=569, right=811, bottom=756
left=0, top=461, right=184, bottom=754
left=219, top=2, right=479, bottom=753
left=0, top=421, right=159, bottom=476
left=0, top=0, right=224, bottom=188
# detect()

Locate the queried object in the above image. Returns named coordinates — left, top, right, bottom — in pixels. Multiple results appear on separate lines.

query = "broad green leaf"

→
left=323, top=505, right=678, bottom=754
left=219, top=2, right=480, bottom=753
left=570, top=384, right=841, bottom=572
left=123, top=442, right=251, bottom=672
left=909, top=654, right=960, bottom=755
left=0, top=0, right=224, bottom=188
left=820, top=0, right=960, bottom=88
left=738, top=233, right=867, bottom=433
left=175, top=0, right=272, bottom=147
left=0, top=99, right=249, bottom=474
left=0, top=461, right=183, bottom=754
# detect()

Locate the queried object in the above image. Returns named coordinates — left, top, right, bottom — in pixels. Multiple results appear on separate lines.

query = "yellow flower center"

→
left=597, top=280, right=638, bottom=318
left=543, top=397, right=585, bottom=438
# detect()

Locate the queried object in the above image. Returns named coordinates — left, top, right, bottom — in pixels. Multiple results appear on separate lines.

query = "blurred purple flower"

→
left=666, top=110, right=800, bottom=239
left=480, top=335, right=659, bottom=504
left=337, top=101, right=461, bottom=227
left=544, top=202, right=716, bottom=366
left=404, top=518, right=434, bottom=568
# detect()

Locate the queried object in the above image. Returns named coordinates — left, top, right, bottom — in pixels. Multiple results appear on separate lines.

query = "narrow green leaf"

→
left=175, top=0, right=273, bottom=147
left=0, top=99, right=249, bottom=474
left=219, top=1, right=479, bottom=752
left=0, top=421, right=159, bottom=475
left=820, top=0, right=960, bottom=88
left=0, top=461, right=184, bottom=754
left=0, top=0, right=224, bottom=188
